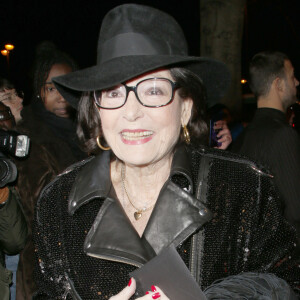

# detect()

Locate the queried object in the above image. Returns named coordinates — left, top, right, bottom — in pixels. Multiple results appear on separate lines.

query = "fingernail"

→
left=128, top=278, right=132, bottom=287
left=152, top=292, right=161, bottom=299
left=151, top=285, right=157, bottom=292
left=145, top=291, right=150, bottom=295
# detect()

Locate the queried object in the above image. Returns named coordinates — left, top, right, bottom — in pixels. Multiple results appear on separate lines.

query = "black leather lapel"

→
left=68, top=146, right=212, bottom=266
left=143, top=180, right=212, bottom=255
left=83, top=195, right=156, bottom=267
left=170, top=144, right=193, bottom=192
left=83, top=180, right=212, bottom=266
left=68, top=151, right=111, bottom=215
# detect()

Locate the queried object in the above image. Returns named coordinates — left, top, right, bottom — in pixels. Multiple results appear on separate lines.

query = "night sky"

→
left=0, top=0, right=299, bottom=98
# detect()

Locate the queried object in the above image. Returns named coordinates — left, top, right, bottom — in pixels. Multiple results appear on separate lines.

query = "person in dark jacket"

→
left=13, top=44, right=86, bottom=300
left=231, top=51, right=300, bottom=246
left=0, top=187, right=28, bottom=300
left=0, top=101, right=27, bottom=300
left=20, top=41, right=86, bottom=164
left=33, top=5, right=300, bottom=300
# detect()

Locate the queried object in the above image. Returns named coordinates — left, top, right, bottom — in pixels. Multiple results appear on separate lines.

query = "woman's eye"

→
left=147, top=88, right=163, bottom=96
left=47, top=87, right=56, bottom=92
left=106, top=90, right=122, bottom=98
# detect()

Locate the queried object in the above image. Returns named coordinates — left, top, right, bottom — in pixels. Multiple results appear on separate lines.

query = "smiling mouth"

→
left=121, top=131, right=153, bottom=141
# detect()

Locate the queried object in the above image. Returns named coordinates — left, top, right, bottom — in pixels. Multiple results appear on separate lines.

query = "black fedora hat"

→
left=53, top=4, right=230, bottom=108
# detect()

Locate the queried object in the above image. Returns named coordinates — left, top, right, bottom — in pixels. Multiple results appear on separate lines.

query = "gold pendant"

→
left=134, top=211, right=142, bottom=220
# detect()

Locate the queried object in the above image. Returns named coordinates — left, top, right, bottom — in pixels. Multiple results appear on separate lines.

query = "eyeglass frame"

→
left=93, top=77, right=179, bottom=109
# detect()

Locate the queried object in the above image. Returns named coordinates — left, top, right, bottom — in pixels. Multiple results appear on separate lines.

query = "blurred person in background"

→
left=19, top=41, right=86, bottom=164
left=0, top=102, right=28, bottom=300
left=0, top=81, right=23, bottom=300
left=0, top=78, right=23, bottom=124
left=232, top=51, right=300, bottom=249
left=13, top=42, right=87, bottom=300
left=0, top=178, right=28, bottom=300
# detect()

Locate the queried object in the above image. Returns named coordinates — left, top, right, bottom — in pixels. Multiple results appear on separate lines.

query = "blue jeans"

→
left=5, top=254, right=19, bottom=300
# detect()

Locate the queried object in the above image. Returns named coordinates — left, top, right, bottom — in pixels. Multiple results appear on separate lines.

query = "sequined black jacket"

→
left=33, top=145, right=300, bottom=299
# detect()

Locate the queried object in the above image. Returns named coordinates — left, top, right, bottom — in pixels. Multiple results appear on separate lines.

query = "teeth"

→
left=122, top=131, right=153, bottom=140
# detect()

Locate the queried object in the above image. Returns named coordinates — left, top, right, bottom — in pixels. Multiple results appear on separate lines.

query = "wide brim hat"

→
left=53, top=4, right=231, bottom=109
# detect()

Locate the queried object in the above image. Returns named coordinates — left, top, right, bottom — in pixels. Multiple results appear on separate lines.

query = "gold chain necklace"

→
left=121, top=163, right=154, bottom=220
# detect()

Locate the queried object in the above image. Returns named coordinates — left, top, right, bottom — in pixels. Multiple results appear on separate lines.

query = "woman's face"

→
left=98, top=69, right=193, bottom=167
left=41, top=63, right=73, bottom=118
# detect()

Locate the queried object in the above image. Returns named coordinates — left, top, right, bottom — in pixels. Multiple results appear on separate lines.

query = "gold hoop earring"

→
left=182, top=124, right=190, bottom=144
left=96, top=136, right=111, bottom=151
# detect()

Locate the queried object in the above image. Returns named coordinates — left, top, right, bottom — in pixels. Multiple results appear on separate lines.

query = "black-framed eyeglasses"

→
left=94, top=77, right=179, bottom=109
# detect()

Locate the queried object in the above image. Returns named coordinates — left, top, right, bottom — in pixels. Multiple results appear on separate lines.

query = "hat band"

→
left=98, top=32, right=171, bottom=63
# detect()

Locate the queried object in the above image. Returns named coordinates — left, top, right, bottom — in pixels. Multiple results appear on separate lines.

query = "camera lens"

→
left=0, top=157, right=17, bottom=187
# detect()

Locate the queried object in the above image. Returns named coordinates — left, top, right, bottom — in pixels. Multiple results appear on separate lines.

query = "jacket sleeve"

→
left=0, top=187, right=28, bottom=254
left=194, top=149, right=300, bottom=296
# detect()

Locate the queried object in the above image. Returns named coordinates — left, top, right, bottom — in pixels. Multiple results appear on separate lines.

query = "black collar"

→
left=68, top=150, right=112, bottom=215
left=68, top=144, right=193, bottom=214
left=255, top=107, right=287, bottom=123
left=68, top=145, right=212, bottom=266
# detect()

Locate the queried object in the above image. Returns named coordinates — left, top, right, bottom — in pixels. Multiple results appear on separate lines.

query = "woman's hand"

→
left=214, top=120, right=232, bottom=150
left=109, top=278, right=169, bottom=300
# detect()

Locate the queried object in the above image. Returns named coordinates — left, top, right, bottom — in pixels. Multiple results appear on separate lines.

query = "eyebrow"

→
left=45, top=81, right=54, bottom=84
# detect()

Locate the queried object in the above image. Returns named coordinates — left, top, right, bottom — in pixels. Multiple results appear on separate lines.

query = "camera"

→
left=0, top=129, right=30, bottom=158
left=0, top=129, right=30, bottom=187
left=209, top=119, right=222, bottom=147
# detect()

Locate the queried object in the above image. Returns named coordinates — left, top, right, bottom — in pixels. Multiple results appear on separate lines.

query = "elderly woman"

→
left=33, top=4, right=300, bottom=300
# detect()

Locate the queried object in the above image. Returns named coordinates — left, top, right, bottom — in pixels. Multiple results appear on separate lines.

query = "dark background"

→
left=0, top=0, right=299, bottom=100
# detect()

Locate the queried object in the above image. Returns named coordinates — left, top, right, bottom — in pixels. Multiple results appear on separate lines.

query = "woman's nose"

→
left=122, top=90, right=143, bottom=121
left=57, top=92, right=67, bottom=103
